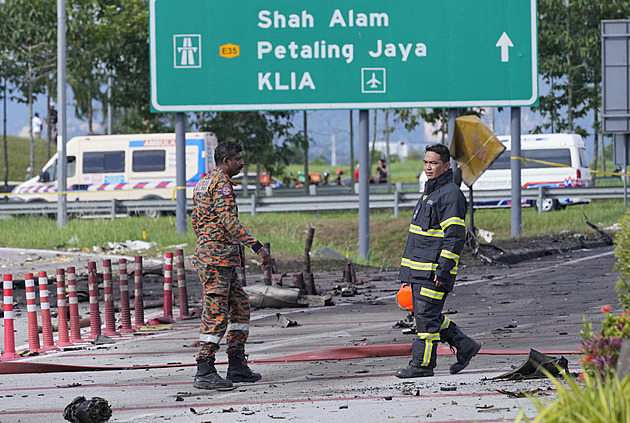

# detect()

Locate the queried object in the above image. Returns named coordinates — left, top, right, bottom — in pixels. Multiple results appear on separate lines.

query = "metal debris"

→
left=92, top=335, right=114, bottom=345
left=490, top=349, right=569, bottom=380
left=496, top=388, right=541, bottom=398
left=63, top=396, right=112, bottom=423
left=276, top=313, right=299, bottom=328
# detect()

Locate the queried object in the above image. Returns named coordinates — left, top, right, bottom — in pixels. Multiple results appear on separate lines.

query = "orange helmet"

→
left=396, top=284, right=413, bottom=311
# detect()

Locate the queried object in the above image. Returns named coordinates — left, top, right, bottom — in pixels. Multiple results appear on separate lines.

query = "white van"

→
left=419, top=133, right=592, bottom=211
left=11, top=132, right=218, bottom=204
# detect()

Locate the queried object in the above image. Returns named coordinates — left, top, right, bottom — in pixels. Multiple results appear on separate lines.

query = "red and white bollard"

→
left=163, top=252, right=173, bottom=318
left=24, top=272, right=41, bottom=353
left=87, top=261, right=102, bottom=339
left=66, top=267, right=83, bottom=343
left=38, top=271, right=57, bottom=350
left=134, top=256, right=145, bottom=328
left=118, top=259, right=134, bottom=334
left=56, top=269, right=72, bottom=347
left=2, top=274, right=19, bottom=359
left=102, top=260, right=118, bottom=337
left=176, top=249, right=189, bottom=318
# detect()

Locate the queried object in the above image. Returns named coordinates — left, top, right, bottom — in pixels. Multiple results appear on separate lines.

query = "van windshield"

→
left=488, top=148, right=572, bottom=170
left=41, top=156, right=76, bottom=181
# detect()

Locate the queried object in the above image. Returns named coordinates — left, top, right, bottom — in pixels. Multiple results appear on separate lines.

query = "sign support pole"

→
left=56, top=0, right=67, bottom=228
left=510, top=107, right=522, bottom=236
left=175, top=112, right=186, bottom=234
left=359, top=109, right=369, bottom=262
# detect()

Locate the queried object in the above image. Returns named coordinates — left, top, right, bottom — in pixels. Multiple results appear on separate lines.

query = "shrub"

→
left=514, top=369, right=630, bottom=423
left=580, top=306, right=630, bottom=378
left=613, top=212, right=630, bottom=310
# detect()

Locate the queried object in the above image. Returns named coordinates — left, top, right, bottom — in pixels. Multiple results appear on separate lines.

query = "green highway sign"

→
left=150, top=0, right=538, bottom=112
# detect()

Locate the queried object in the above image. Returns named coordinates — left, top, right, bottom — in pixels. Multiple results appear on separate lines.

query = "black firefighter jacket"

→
left=398, top=168, right=467, bottom=292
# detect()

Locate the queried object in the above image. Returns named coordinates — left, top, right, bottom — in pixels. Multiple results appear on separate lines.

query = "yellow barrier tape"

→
left=510, top=156, right=570, bottom=168
left=171, top=186, right=187, bottom=201
left=511, top=156, right=630, bottom=178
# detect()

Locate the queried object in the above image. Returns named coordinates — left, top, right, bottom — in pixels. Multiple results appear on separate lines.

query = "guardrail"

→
left=0, top=186, right=626, bottom=219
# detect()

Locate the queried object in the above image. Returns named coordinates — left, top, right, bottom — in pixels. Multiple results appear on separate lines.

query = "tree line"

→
left=1, top=0, right=629, bottom=186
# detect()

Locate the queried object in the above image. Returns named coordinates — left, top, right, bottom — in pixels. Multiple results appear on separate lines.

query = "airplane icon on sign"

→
left=366, top=73, right=382, bottom=89
left=361, top=68, right=386, bottom=93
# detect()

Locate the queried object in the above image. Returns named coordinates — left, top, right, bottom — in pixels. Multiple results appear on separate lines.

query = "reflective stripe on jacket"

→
left=398, top=168, right=466, bottom=291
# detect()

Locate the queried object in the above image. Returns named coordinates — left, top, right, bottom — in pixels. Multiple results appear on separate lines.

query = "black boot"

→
left=395, top=338, right=437, bottom=378
left=193, top=358, right=233, bottom=390
left=227, top=351, right=262, bottom=383
left=441, top=323, right=481, bottom=374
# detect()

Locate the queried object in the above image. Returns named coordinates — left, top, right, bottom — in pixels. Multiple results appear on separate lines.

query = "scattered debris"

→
left=92, top=335, right=114, bottom=345
left=63, top=396, right=112, bottom=423
left=245, top=285, right=301, bottom=308
left=496, top=388, right=540, bottom=398
left=146, top=316, right=176, bottom=325
left=477, top=228, right=495, bottom=243
left=276, top=313, right=299, bottom=328
left=583, top=211, right=613, bottom=245
left=477, top=405, right=511, bottom=413
left=190, top=407, right=211, bottom=415
left=57, top=383, right=82, bottom=389
left=604, top=222, right=622, bottom=231
left=490, top=349, right=569, bottom=380
left=341, top=285, right=357, bottom=297
left=175, top=396, right=184, bottom=402
left=440, top=386, right=457, bottom=392
left=92, top=240, right=157, bottom=254
left=138, top=324, right=172, bottom=331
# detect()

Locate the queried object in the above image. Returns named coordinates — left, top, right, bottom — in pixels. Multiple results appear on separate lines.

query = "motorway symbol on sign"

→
left=150, top=0, right=538, bottom=112
left=173, top=35, right=201, bottom=68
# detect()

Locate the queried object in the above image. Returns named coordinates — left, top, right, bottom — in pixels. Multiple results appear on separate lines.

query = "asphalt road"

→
left=0, top=243, right=620, bottom=422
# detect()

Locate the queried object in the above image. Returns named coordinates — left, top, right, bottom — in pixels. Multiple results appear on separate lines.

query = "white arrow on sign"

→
left=495, top=32, right=514, bottom=62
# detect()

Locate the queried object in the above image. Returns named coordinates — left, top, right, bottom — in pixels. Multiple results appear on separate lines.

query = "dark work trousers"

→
left=410, top=280, right=451, bottom=367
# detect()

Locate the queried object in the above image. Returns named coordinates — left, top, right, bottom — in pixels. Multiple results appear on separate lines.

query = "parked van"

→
left=11, top=132, right=218, bottom=205
left=419, top=133, right=591, bottom=211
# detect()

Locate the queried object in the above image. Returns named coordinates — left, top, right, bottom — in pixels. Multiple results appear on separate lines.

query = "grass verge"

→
left=0, top=199, right=626, bottom=269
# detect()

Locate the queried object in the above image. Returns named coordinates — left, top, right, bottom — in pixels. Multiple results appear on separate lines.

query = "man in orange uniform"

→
left=191, top=140, right=270, bottom=390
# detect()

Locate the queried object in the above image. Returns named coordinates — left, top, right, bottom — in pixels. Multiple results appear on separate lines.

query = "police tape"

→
left=511, top=156, right=630, bottom=177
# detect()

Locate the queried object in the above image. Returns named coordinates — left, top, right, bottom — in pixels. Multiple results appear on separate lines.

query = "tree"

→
left=95, top=0, right=172, bottom=133
left=194, top=111, right=296, bottom=196
left=536, top=0, right=630, bottom=179
left=0, top=0, right=57, bottom=176
left=393, top=108, right=482, bottom=143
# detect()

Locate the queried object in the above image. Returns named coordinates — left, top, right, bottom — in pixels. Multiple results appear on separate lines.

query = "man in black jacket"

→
left=396, top=143, right=480, bottom=378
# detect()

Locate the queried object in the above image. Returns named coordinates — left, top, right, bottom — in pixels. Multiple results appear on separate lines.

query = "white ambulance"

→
left=11, top=132, right=218, bottom=205
left=419, top=133, right=592, bottom=211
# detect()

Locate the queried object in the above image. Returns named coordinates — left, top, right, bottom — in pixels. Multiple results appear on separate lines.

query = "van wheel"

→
left=531, top=198, right=559, bottom=212
left=138, top=196, right=163, bottom=218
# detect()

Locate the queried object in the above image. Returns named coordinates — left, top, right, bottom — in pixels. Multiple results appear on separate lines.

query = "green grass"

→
left=282, top=160, right=422, bottom=184
left=0, top=200, right=626, bottom=268
left=0, top=135, right=52, bottom=183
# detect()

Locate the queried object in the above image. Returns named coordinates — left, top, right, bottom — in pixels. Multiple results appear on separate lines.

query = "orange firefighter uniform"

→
left=192, top=166, right=264, bottom=361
